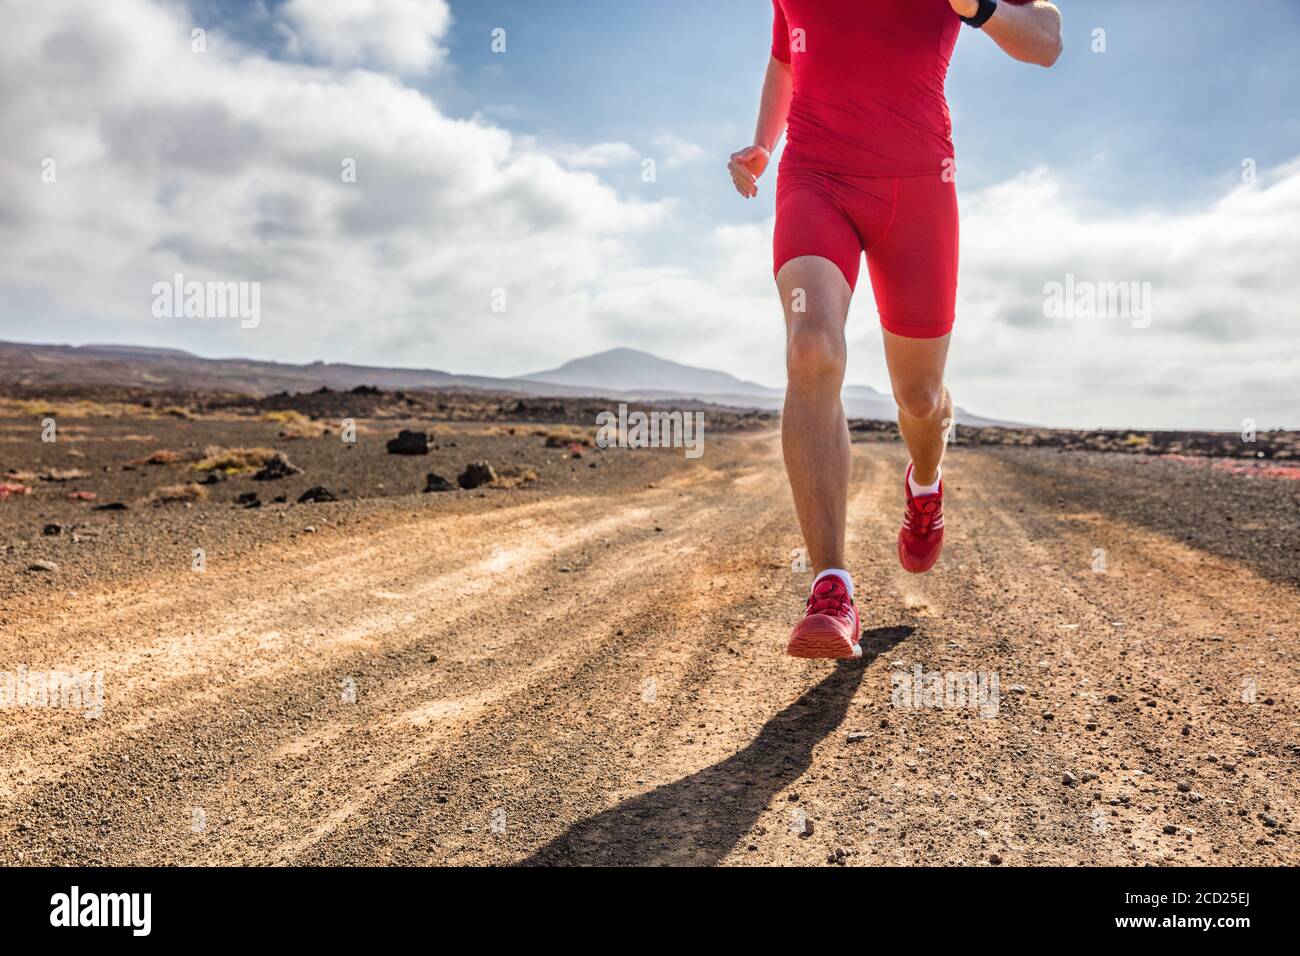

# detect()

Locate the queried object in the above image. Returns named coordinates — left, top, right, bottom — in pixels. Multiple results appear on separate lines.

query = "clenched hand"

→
left=727, top=145, right=771, bottom=199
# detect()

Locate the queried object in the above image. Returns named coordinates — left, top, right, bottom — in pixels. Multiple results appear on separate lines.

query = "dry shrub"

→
left=261, top=410, right=303, bottom=424
left=0, top=397, right=146, bottom=419
left=262, top=410, right=328, bottom=439
left=39, top=468, right=89, bottom=482
left=129, top=449, right=185, bottom=466
left=149, top=482, right=208, bottom=504
left=536, top=425, right=594, bottom=447
left=193, top=446, right=278, bottom=474
left=491, top=467, right=539, bottom=489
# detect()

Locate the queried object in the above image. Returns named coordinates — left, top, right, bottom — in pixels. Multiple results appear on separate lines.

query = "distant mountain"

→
left=0, top=340, right=1008, bottom=426
left=525, top=347, right=770, bottom=396
left=79, top=343, right=200, bottom=359
left=520, top=347, right=1006, bottom=425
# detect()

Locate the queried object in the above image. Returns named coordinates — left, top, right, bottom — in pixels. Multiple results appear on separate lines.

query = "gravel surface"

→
left=0, top=412, right=1295, bottom=866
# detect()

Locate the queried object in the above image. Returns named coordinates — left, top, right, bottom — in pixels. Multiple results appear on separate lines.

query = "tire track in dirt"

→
left=0, top=439, right=767, bottom=863
left=0, top=434, right=1293, bottom=866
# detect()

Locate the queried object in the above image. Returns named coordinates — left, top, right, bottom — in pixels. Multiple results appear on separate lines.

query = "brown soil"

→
left=0, top=411, right=1296, bottom=866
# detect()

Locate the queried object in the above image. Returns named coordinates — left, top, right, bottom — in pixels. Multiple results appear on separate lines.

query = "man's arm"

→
left=754, top=55, right=794, bottom=155
left=951, top=0, right=1063, bottom=68
left=728, top=55, right=793, bottom=199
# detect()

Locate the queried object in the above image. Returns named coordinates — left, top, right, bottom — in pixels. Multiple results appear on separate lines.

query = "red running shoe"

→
left=787, top=575, right=862, bottom=660
left=898, top=463, right=945, bottom=573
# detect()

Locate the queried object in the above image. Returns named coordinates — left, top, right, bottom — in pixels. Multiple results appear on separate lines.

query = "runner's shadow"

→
left=520, top=625, right=912, bottom=867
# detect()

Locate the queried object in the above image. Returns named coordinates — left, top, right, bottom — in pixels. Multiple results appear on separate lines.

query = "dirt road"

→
left=1, top=432, right=1296, bottom=866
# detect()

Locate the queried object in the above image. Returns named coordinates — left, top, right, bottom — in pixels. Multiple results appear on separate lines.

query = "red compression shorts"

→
left=774, top=169, right=958, bottom=339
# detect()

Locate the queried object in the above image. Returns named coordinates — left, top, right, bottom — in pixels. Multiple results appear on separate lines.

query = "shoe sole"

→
left=787, top=618, right=862, bottom=660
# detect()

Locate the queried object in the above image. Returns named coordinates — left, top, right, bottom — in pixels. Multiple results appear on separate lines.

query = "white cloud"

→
left=0, top=0, right=1294, bottom=430
left=0, top=0, right=664, bottom=375
left=562, top=142, right=639, bottom=170
left=945, top=163, right=1300, bottom=428
left=653, top=134, right=707, bottom=169
left=280, top=0, right=452, bottom=74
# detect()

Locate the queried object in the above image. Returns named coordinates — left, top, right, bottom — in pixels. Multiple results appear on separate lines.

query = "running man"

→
left=728, top=0, right=1062, bottom=660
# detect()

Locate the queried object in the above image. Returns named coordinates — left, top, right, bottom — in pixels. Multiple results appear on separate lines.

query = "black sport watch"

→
left=961, top=0, right=998, bottom=29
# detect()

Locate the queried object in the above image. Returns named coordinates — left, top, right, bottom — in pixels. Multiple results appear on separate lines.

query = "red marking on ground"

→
left=1159, top=454, right=1300, bottom=480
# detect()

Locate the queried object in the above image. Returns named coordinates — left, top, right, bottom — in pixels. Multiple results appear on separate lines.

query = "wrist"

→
left=959, top=0, right=998, bottom=28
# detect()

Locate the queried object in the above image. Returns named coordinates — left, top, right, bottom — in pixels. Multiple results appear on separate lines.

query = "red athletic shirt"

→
left=771, top=0, right=1032, bottom=177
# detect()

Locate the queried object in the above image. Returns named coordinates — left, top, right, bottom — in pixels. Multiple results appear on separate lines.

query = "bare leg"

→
left=777, top=256, right=853, bottom=575
left=882, top=329, right=952, bottom=485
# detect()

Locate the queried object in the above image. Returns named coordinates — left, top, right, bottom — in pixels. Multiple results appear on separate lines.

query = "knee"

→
left=893, top=381, right=944, bottom=420
left=786, top=323, right=846, bottom=387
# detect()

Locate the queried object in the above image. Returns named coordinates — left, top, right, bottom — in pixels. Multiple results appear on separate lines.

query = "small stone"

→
left=458, top=461, right=496, bottom=490
left=988, top=853, right=1002, bottom=865
left=1176, top=781, right=1191, bottom=793
left=252, top=452, right=301, bottom=481
left=297, top=486, right=337, bottom=504
left=28, top=560, right=59, bottom=572
left=424, top=473, right=455, bottom=493
left=1062, top=771, right=1078, bottom=787
left=846, top=731, right=869, bottom=744
left=386, top=430, right=431, bottom=455
left=1106, top=694, right=1121, bottom=703
left=1162, top=824, right=1178, bottom=835
left=42, top=523, right=62, bottom=536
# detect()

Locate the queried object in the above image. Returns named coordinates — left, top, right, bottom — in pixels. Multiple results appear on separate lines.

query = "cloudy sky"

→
left=2, top=0, right=1297, bottom=429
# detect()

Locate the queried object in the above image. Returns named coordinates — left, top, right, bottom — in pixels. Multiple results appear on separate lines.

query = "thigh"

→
left=882, top=328, right=951, bottom=394
left=776, top=254, right=853, bottom=335
left=774, top=170, right=864, bottom=294
left=864, top=174, right=959, bottom=339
